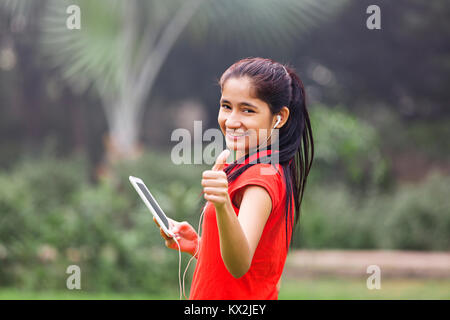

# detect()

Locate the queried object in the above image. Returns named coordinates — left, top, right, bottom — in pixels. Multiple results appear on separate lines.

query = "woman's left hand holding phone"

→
left=153, top=217, right=199, bottom=257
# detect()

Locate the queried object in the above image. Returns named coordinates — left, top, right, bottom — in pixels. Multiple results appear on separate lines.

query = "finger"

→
left=160, top=227, right=171, bottom=240
left=203, top=187, right=227, bottom=196
left=203, top=193, right=225, bottom=203
left=171, top=224, right=179, bottom=233
left=202, top=170, right=227, bottom=179
left=212, top=149, right=230, bottom=171
left=166, top=239, right=179, bottom=250
left=175, top=221, right=190, bottom=232
left=167, top=217, right=178, bottom=225
left=153, top=216, right=160, bottom=227
left=201, top=178, right=228, bottom=187
left=155, top=217, right=172, bottom=239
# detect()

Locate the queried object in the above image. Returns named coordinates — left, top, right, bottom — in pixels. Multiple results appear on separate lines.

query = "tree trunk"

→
left=96, top=101, right=143, bottom=178
left=104, top=101, right=143, bottom=162
left=98, top=0, right=207, bottom=174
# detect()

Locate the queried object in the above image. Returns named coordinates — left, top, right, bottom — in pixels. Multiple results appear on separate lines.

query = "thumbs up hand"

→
left=212, top=149, right=230, bottom=171
left=202, top=149, right=231, bottom=209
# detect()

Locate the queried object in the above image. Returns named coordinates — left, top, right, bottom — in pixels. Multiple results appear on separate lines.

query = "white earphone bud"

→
left=254, top=115, right=282, bottom=151
left=273, top=115, right=282, bottom=129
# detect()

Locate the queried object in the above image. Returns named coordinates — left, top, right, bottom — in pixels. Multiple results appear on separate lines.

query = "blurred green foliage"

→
left=297, top=172, right=450, bottom=250
left=309, top=104, right=389, bottom=191
left=0, top=107, right=449, bottom=293
left=0, top=150, right=206, bottom=293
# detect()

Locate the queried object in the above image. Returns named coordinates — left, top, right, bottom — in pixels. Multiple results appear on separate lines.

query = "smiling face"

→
left=218, top=77, right=277, bottom=159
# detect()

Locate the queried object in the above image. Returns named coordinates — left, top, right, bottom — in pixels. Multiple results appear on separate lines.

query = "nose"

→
left=225, top=111, right=242, bottom=129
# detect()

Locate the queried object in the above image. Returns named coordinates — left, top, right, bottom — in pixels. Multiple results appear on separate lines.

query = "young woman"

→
left=155, top=57, right=314, bottom=299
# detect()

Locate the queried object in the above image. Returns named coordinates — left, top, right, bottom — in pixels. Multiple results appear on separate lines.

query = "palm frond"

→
left=34, top=0, right=349, bottom=99
left=188, top=0, right=349, bottom=50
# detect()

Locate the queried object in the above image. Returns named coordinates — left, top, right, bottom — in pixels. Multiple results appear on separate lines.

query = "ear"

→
left=274, top=107, right=290, bottom=128
left=273, top=115, right=282, bottom=129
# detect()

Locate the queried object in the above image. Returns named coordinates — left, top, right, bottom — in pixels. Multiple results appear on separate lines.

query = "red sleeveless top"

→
left=189, top=150, right=293, bottom=300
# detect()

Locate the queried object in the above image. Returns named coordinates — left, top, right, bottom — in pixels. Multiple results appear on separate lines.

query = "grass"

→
left=1, top=277, right=449, bottom=300
left=278, top=277, right=450, bottom=300
left=0, top=289, right=177, bottom=300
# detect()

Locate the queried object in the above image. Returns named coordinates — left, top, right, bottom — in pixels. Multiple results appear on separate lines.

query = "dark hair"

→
left=219, top=57, right=314, bottom=248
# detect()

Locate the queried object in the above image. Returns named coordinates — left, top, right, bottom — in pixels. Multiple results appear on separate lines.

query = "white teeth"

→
left=226, top=130, right=247, bottom=135
left=227, top=132, right=247, bottom=137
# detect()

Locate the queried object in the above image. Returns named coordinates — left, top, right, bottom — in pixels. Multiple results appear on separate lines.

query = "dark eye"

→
left=243, top=109, right=255, bottom=113
left=221, top=105, right=231, bottom=110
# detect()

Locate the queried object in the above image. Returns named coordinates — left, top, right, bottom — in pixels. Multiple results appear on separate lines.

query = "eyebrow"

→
left=220, top=99, right=258, bottom=109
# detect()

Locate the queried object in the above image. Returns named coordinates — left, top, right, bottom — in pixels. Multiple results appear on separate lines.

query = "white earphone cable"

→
left=171, top=236, right=182, bottom=300
left=171, top=201, right=207, bottom=300
left=255, top=116, right=281, bottom=151
left=181, top=201, right=207, bottom=299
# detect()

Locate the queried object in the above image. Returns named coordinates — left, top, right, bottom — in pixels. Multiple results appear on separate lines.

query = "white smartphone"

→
left=129, top=176, right=174, bottom=238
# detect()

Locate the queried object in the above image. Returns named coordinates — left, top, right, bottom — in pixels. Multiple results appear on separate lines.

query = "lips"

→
left=226, top=130, right=248, bottom=140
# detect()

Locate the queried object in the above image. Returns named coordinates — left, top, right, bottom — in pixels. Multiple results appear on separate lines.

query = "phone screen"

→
left=136, top=182, right=170, bottom=230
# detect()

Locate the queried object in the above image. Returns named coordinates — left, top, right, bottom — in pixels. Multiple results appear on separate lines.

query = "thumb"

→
left=212, top=149, right=230, bottom=171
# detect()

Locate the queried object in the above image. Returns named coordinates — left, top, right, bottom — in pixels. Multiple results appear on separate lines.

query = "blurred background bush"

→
left=0, top=147, right=206, bottom=292
left=0, top=0, right=449, bottom=296
left=0, top=106, right=448, bottom=293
